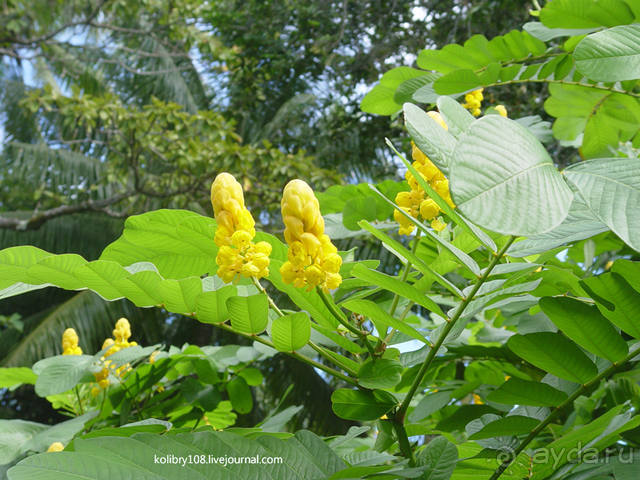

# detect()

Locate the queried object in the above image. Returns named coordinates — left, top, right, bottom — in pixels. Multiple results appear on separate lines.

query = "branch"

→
left=0, top=191, right=133, bottom=231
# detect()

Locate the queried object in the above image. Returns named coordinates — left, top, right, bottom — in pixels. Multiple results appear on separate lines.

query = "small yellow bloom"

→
left=431, top=218, right=447, bottom=232
left=472, top=393, right=484, bottom=405
left=211, top=173, right=271, bottom=283
left=462, top=88, right=483, bottom=116
left=495, top=104, right=508, bottom=117
left=280, top=179, right=342, bottom=291
left=61, top=328, right=82, bottom=355
left=47, top=442, right=64, bottom=452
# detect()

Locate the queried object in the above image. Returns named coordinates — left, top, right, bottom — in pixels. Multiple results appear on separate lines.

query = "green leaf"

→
left=0, top=367, right=36, bottom=389
left=225, top=376, right=253, bottom=414
left=487, top=377, right=568, bottom=407
left=507, top=198, right=608, bottom=257
left=564, top=157, right=640, bottom=252
left=575, top=25, right=640, bottom=81
left=0, top=413, right=95, bottom=464
left=436, top=96, right=474, bottom=138
left=539, top=0, right=635, bottom=29
left=351, top=264, right=444, bottom=316
left=468, top=415, right=540, bottom=439
left=270, top=313, right=310, bottom=352
left=361, top=67, right=431, bottom=115
left=8, top=430, right=347, bottom=479
left=507, top=332, right=598, bottom=383
left=433, top=70, right=482, bottom=95
left=450, top=115, right=573, bottom=236
left=100, top=210, right=218, bottom=280
left=331, top=389, right=397, bottom=421
left=357, top=359, right=403, bottom=389
left=416, top=436, right=458, bottom=480
left=409, top=391, right=452, bottom=422
left=403, top=103, right=457, bottom=173
left=237, top=367, right=263, bottom=387
left=612, top=260, right=640, bottom=293
left=226, top=294, right=269, bottom=335
left=33, top=355, right=93, bottom=396
left=358, top=221, right=463, bottom=299
left=342, top=298, right=428, bottom=344
left=195, top=285, right=236, bottom=324
left=581, top=272, right=640, bottom=339
left=539, top=296, right=628, bottom=362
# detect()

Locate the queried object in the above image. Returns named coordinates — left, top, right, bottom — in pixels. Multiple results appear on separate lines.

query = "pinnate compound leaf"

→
left=507, top=332, right=597, bottom=383
left=450, top=115, right=572, bottom=236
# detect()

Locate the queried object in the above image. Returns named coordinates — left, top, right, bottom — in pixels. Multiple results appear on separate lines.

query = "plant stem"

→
left=251, top=277, right=285, bottom=316
left=74, top=386, right=84, bottom=415
left=317, top=288, right=377, bottom=358
left=213, top=319, right=358, bottom=386
left=395, top=236, right=515, bottom=422
left=489, top=344, right=640, bottom=480
left=391, top=419, right=416, bottom=465
left=252, top=277, right=356, bottom=375
left=389, top=231, right=421, bottom=317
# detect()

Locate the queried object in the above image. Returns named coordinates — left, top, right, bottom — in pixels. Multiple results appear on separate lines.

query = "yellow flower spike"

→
left=394, top=129, right=455, bottom=235
left=47, top=442, right=64, bottom=453
left=280, top=179, right=342, bottom=291
left=61, top=328, right=82, bottom=355
left=210, top=172, right=271, bottom=283
left=495, top=104, right=508, bottom=117
left=113, top=318, right=132, bottom=344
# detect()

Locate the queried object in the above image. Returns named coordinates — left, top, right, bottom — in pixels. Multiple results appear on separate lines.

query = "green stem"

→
left=251, top=277, right=285, bottom=316
left=490, top=345, right=640, bottom=480
left=395, top=236, right=515, bottom=422
left=74, top=386, right=84, bottom=415
left=214, top=319, right=358, bottom=386
left=391, top=419, right=416, bottom=466
left=317, top=288, right=377, bottom=358
left=389, top=231, right=421, bottom=317
left=252, top=277, right=356, bottom=375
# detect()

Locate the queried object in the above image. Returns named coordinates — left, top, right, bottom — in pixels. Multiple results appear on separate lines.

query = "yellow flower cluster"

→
left=61, top=328, right=82, bottom=355
left=394, top=112, right=455, bottom=235
left=211, top=172, right=271, bottom=283
left=280, top=179, right=342, bottom=291
left=462, top=88, right=483, bottom=116
left=91, top=318, right=137, bottom=395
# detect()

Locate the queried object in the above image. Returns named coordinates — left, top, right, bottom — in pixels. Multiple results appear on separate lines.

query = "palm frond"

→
left=0, top=213, right=124, bottom=259
left=0, top=142, right=110, bottom=205
left=1, top=291, right=166, bottom=367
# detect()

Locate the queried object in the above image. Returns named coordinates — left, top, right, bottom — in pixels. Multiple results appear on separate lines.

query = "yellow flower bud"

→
left=280, top=179, right=342, bottom=291
left=495, top=104, right=507, bottom=117
left=419, top=199, right=439, bottom=220
left=61, top=328, right=82, bottom=355
left=210, top=173, right=270, bottom=282
left=47, top=442, right=64, bottom=452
